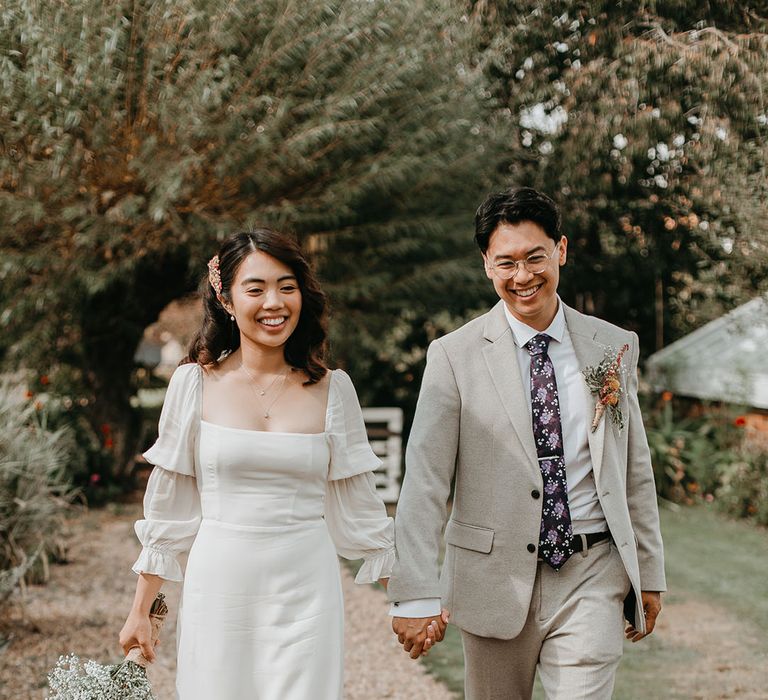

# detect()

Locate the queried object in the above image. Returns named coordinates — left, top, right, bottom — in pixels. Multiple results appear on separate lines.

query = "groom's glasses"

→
left=485, top=241, right=561, bottom=281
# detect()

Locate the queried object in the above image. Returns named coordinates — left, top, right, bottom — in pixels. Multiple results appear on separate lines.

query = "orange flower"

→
left=25, top=390, right=34, bottom=399
left=40, top=375, right=50, bottom=385
left=661, top=391, right=673, bottom=402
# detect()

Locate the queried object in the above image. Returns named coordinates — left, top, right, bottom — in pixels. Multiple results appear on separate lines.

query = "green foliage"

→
left=37, top=390, right=127, bottom=506
left=644, top=398, right=740, bottom=501
left=715, top=450, right=768, bottom=526
left=0, top=381, right=77, bottom=602
left=0, top=0, right=490, bottom=473
left=470, top=1, right=768, bottom=354
left=643, top=396, right=768, bottom=526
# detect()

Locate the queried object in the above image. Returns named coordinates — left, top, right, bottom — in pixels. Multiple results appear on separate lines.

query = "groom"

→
left=388, top=187, right=666, bottom=699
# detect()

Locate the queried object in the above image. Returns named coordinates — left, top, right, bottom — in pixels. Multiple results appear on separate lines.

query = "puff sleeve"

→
left=132, top=363, right=202, bottom=582
left=326, top=369, right=383, bottom=480
left=324, top=370, right=395, bottom=583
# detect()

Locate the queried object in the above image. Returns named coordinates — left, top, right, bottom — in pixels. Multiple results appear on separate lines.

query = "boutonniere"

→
left=582, top=344, right=630, bottom=433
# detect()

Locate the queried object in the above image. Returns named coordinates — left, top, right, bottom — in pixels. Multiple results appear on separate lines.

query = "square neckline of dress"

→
left=197, top=363, right=334, bottom=436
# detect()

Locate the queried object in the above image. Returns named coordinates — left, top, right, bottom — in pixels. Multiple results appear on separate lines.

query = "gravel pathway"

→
left=0, top=505, right=452, bottom=700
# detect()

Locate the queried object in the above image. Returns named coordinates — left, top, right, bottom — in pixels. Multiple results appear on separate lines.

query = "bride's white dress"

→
left=132, top=364, right=394, bottom=699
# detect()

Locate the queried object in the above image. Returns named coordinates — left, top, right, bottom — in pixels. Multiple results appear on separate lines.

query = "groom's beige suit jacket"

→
left=388, top=301, right=666, bottom=639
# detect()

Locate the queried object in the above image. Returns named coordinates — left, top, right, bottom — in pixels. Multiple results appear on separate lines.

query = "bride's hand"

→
left=119, top=610, right=156, bottom=663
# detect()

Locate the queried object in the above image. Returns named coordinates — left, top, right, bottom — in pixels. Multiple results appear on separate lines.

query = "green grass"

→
left=418, top=504, right=768, bottom=698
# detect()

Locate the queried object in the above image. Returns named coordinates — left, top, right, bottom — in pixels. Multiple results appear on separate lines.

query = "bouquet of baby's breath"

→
left=47, top=594, right=168, bottom=700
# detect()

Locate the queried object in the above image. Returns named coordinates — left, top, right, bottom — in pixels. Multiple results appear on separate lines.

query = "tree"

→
left=0, top=0, right=491, bottom=475
left=470, top=1, right=768, bottom=356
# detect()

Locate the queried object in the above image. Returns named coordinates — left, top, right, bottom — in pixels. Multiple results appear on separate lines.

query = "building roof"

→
left=645, top=296, right=768, bottom=409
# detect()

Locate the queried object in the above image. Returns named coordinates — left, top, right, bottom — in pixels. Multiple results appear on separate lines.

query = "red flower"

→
left=89, top=473, right=101, bottom=485
left=734, top=416, right=747, bottom=427
left=104, top=437, right=114, bottom=449
left=40, top=375, right=50, bottom=385
left=100, top=423, right=111, bottom=435
left=25, top=390, right=34, bottom=399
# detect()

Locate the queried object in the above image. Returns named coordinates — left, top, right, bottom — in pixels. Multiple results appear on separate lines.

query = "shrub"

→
left=644, top=395, right=768, bottom=526
left=715, top=451, right=768, bottom=527
left=0, top=381, right=78, bottom=603
left=644, top=399, right=738, bottom=502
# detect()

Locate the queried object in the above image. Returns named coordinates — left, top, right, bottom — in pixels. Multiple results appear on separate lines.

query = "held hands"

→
left=119, top=610, right=158, bottom=663
left=392, top=609, right=450, bottom=659
left=625, top=591, right=662, bottom=643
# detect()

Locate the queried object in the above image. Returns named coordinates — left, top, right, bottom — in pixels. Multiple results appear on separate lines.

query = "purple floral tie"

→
left=525, top=333, right=574, bottom=570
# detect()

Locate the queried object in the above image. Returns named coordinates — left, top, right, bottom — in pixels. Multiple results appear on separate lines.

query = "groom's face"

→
left=483, top=221, right=567, bottom=331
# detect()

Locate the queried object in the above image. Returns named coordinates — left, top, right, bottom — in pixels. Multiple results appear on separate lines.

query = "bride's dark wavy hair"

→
left=186, top=229, right=328, bottom=384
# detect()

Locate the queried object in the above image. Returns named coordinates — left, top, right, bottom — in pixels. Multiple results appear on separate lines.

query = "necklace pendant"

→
left=259, top=390, right=266, bottom=396
left=264, top=412, right=270, bottom=419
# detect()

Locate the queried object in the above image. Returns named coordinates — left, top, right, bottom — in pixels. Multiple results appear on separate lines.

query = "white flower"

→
left=613, top=134, right=628, bottom=150
left=522, top=131, right=533, bottom=147
left=654, top=174, right=668, bottom=188
left=715, top=127, right=728, bottom=141
left=519, top=104, right=568, bottom=135
left=672, top=134, right=685, bottom=147
left=656, top=142, right=671, bottom=161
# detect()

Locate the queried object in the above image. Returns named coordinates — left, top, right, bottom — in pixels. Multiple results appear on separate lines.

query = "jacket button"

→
left=527, top=543, right=536, bottom=553
left=531, top=489, right=541, bottom=499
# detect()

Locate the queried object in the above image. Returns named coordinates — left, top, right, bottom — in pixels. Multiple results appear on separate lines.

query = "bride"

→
left=119, top=229, right=444, bottom=698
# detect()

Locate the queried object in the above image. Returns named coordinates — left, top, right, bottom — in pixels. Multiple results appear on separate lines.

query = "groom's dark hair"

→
left=474, top=186, right=561, bottom=253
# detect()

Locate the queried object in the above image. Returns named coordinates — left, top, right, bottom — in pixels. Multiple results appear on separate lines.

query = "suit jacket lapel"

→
left=563, top=304, right=607, bottom=487
left=482, top=302, right=539, bottom=475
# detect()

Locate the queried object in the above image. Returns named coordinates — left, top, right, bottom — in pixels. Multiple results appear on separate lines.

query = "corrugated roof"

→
left=646, top=296, right=768, bottom=409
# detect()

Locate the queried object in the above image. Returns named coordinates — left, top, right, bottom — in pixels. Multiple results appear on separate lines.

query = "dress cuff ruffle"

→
left=354, top=548, right=396, bottom=584
left=131, top=547, right=184, bottom=582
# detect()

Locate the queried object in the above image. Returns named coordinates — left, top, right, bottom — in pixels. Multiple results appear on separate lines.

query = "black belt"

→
left=571, top=531, right=611, bottom=552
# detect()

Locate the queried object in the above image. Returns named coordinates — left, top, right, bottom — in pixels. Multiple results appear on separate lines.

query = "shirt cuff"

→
left=388, top=598, right=441, bottom=618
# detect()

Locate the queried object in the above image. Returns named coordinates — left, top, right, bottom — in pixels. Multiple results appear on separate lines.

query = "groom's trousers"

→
left=460, top=539, right=631, bottom=700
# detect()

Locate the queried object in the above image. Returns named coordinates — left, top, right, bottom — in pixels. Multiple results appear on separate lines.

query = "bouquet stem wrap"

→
left=125, top=593, right=168, bottom=668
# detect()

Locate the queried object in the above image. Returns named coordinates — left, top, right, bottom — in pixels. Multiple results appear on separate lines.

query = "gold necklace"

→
left=241, top=365, right=290, bottom=419
left=240, top=362, right=284, bottom=396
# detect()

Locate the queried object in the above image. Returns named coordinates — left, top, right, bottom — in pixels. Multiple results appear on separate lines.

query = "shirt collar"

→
left=503, top=297, right=566, bottom=349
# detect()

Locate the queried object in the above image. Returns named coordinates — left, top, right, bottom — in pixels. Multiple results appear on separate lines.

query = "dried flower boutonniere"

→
left=582, top=344, right=630, bottom=433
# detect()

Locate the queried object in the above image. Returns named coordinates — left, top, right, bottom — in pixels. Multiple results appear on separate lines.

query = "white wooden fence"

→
left=362, top=407, right=403, bottom=504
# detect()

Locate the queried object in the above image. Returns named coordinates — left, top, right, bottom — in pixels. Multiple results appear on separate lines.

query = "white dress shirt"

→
left=390, top=299, right=606, bottom=618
